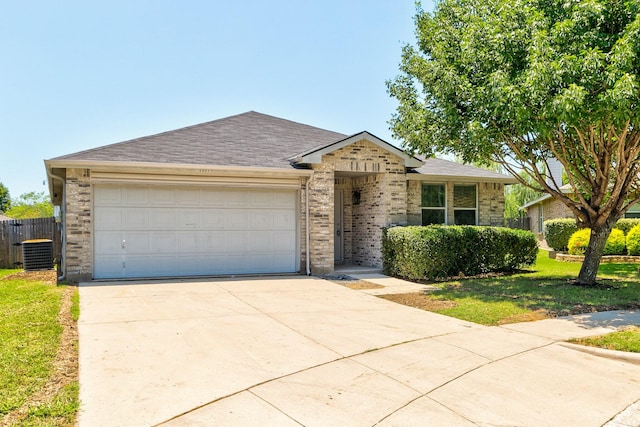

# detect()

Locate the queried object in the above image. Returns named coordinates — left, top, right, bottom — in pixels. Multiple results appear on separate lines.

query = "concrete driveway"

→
left=79, top=276, right=640, bottom=426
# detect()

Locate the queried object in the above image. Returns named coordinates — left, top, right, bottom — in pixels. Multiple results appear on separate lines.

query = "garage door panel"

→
left=179, top=210, right=201, bottom=229
left=94, top=207, right=123, bottom=229
left=273, top=231, right=297, bottom=251
left=149, top=209, right=175, bottom=228
left=150, top=233, right=175, bottom=253
left=149, top=188, right=174, bottom=205
left=122, top=208, right=149, bottom=229
left=203, top=212, right=225, bottom=228
left=94, top=185, right=298, bottom=279
left=122, top=187, right=148, bottom=205
left=95, top=256, right=124, bottom=278
left=95, top=232, right=124, bottom=255
left=95, top=186, right=122, bottom=205
left=273, top=210, right=296, bottom=229
left=227, top=210, right=249, bottom=228
left=123, top=232, right=151, bottom=253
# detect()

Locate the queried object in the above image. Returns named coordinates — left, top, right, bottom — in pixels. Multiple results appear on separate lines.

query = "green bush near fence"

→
left=382, top=225, right=538, bottom=280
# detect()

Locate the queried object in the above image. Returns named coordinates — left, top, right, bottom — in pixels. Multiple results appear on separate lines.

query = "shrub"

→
left=627, top=224, right=640, bottom=255
left=382, top=225, right=538, bottom=280
left=568, top=228, right=627, bottom=256
left=543, top=218, right=577, bottom=251
left=567, top=229, right=590, bottom=255
left=604, top=228, right=626, bottom=255
left=615, top=218, right=640, bottom=235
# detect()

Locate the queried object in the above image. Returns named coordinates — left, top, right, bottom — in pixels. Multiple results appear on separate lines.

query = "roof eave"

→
left=406, top=174, right=518, bottom=184
left=44, top=159, right=313, bottom=176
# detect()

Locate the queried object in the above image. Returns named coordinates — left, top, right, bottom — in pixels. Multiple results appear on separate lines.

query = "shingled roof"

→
left=51, top=111, right=348, bottom=169
left=410, top=158, right=517, bottom=183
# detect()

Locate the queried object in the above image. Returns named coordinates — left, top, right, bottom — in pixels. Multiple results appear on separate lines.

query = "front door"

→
left=334, top=189, right=344, bottom=262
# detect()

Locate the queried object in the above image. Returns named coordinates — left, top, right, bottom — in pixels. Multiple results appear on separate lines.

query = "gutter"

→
left=305, top=177, right=311, bottom=276
left=46, top=168, right=66, bottom=281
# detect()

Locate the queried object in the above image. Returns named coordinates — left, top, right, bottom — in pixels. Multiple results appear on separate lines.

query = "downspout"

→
left=305, top=176, right=311, bottom=276
left=46, top=169, right=66, bottom=281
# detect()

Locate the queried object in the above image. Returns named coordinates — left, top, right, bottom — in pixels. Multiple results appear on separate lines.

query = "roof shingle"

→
left=52, top=111, right=347, bottom=169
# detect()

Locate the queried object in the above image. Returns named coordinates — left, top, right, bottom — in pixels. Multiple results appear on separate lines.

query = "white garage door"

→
left=93, top=185, right=298, bottom=279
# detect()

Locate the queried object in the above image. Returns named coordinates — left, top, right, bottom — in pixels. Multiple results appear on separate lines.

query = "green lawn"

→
left=0, top=269, right=78, bottom=426
left=569, top=326, right=640, bottom=353
left=388, top=251, right=640, bottom=326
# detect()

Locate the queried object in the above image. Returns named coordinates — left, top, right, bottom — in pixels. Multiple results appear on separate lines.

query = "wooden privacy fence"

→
left=0, top=217, right=61, bottom=269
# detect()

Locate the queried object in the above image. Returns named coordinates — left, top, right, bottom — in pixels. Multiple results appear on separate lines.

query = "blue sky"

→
left=0, top=1, right=433, bottom=198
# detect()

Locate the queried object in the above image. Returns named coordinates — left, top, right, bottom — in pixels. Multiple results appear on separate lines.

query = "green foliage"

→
left=382, top=225, right=538, bottom=280
left=388, top=250, right=640, bottom=326
left=388, top=0, right=640, bottom=284
left=569, top=228, right=628, bottom=255
left=5, top=191, right=53, bottom=219
left=544, top=218, right=578, bottom=251
left=568, top=229, right=591, bottom=255
left=388, top=0, right=640, bottom=160
left=0, top=182, right=10, bottom=213
left=614, top=218, right=640, bottom=235
left=604, top=229, right=626, bottom=255
left=626, top=224, right=640, bottom=256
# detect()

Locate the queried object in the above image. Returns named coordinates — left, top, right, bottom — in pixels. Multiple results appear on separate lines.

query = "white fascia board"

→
left=44, top=159, right=313, bottom=178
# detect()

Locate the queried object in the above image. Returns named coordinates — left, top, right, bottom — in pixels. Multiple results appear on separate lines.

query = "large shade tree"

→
left=388, top=0, right=640, bottom=285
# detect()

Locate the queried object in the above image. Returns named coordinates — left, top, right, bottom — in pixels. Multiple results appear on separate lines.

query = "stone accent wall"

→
left=478, top=182, right=505, bottom=226
left=64, top=168, right=93, bottom=282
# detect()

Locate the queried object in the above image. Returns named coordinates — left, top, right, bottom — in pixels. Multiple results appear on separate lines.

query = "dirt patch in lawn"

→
left=331, top=279, right=384, bottom=290
left=379, top=292, right=457, bottom=311
left=2, top=269, right=59, bottom=284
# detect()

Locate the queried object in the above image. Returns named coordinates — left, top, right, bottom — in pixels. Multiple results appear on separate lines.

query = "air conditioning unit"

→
left=22, top=239, right=54, bottom=271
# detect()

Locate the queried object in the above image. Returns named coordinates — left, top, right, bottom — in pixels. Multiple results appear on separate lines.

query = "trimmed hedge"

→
left=544, top=219, right=578, bottom=251
left=567, top=229, right=590, bottom=255
left=627, top=224, right=640, bottom=255
left=605, top=229, right=626, bottom=255
left=567, top=228, right=627, bottom=255
left=614, top=218, right=640, bottom=235
left=382, top=225, right=538, bottom=280
left=545, top=218, right=640, bottom=252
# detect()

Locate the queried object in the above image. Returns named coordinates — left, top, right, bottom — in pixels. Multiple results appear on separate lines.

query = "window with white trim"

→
left=421, top=184, right=446, bottom=225
left=453, top=184, right=477, bottom=225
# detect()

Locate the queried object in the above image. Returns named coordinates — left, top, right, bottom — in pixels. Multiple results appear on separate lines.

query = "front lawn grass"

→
left=568, top=326, right=640, bottom=353
left=0, top=269, right=78, bottom=426
left=380, top=251, right=640, bottom=326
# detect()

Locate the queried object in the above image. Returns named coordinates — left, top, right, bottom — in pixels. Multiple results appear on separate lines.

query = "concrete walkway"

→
left=78, top=276, right=640, bottom=427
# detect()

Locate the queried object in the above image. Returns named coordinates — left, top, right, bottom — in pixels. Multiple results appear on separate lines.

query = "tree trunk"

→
left=576, top=225, right=612, bottom=285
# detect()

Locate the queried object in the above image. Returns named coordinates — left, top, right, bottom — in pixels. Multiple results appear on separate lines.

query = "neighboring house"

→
left=0, top=214, right=12, bottom=221
left=45, top=111, right=517, bottom=281
left=521, top=185, right=574, bottom=236
left=522, top=186, right=640, bottom=236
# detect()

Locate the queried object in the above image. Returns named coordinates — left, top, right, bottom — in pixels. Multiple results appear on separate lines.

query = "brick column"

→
left=64, top=168, right=92, bottom=282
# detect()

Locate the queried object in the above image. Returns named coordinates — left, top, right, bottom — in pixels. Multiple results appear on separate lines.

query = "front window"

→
left=421, top=184, right=446, bottom=225
left=453, top=184, right=477, bottom=225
